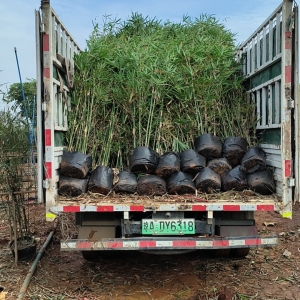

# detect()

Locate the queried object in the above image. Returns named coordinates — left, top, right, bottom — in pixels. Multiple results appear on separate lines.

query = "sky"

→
left=0, top=0, right=284, bottom=108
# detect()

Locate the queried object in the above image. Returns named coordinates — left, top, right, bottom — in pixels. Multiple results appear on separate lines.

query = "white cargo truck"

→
left=35, top=0, right=298, bottom=259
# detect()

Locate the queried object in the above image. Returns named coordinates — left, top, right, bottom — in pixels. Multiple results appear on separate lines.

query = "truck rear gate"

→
left=35, top=0, right=298, bottom=253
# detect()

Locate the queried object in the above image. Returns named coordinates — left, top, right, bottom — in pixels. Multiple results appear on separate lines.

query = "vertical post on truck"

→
left=35, top=0, right=81, bottom=220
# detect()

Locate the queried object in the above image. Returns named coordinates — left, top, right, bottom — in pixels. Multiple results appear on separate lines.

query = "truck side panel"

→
left=238, top=0, right=296, bottom=218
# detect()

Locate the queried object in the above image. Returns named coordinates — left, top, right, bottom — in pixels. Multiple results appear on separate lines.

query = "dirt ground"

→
left=1, top=203, right=300, bottom=300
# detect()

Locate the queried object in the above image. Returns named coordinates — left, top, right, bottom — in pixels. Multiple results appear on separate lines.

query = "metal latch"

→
left=42, top=102, right=47, bottom=111
left=288, top=178, right=295, bottom=187
left=43, top=180, right=49, bottom=189
left=288, top=98, right=295, bottom=109
left=40, top=23, right=45, bottom=33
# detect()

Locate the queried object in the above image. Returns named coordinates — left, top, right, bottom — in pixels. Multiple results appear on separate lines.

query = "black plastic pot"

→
left=241, top=146, right=266, bottom=173
left=88, top=166, right=114, bottom=195
left=221, top=165, right=248, bottom=191
left=155, top=151, right=181, bottom=178
left=60, top=151, right=92, bottom=179
left=207, top=157, right=232, bottom=176
left=222, top=137, right=248, bottom=167
left=9, top=236, right=37, bottom=261
left=180, top=149, right=206, bottom=175
left=128, top=147, right=159, bottom=174
left=247, top=169, right=275, bottom=195
left=137, top=175, right=166, bottom=196
left=166, top=172, right=196, bottom=194
left=195, top=167, right=221, bottom=193
left=194, top=133, right=223, bottom=160
left=114, top=170, right=137, bottom=194
left=58, top=176, right=89, bottom=196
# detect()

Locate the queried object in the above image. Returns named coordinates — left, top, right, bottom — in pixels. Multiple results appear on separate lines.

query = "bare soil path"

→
left=1, top=204, right=300, bottom=300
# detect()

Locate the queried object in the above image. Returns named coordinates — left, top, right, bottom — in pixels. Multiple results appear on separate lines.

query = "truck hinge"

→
left=288, top=98, right=295, bottom=109
left=42, top=102, right=47, bottom=111
left=288, top=178, right=295, bottom=187
left=43, top=180, right=49, bottom=189
left=40, top=23, right=45, bottom=33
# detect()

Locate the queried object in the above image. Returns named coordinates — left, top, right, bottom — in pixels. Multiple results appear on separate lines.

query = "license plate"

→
left=142, top=219, right=195, bottom=235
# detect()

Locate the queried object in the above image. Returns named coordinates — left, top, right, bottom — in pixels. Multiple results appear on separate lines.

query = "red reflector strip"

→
left=223, top=205, right=240, bottom=211
left=245, top=238, right=261, bottom=246
left=63, top=206, right=80, bottom=212
left=173, top=240, right=196, bottom=247
left=257, top=205, right=274, bottom=211
left=97, top=206, right=114, bottom=212
left=212, top=240, right=229, bottom=247
left=107, top=241, right=123, bottom=249
left=192, top=205, right=207, bottom=211
left=43, top=33, right=49, bottom=51
left=285, top=66, right=292, bottom=84
left=77, top=242, right=93, bottom=249
left=139, top=241, right=156, bottom=248
left=45, top=162, right=52, bottom=179
left=44, top=68, right=50, bottom=79
left=130, top=205, right=144, bottom=212
left=284, top=159, right=292, bottom=177
left=45, top=129, right=51, bottom=146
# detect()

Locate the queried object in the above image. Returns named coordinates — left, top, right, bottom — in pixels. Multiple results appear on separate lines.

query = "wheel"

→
left=230, top=248, right=250, bottom=257
left=212, top=249, right=230, bottom=257
left=81, top=251, right=100, bottom=261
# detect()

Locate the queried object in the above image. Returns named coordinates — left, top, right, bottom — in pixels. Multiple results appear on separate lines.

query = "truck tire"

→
left=230, top=248, right=250, bottom=257
left=81, top=251, right=100, bottom=261
left=212, top=249, right=230, bottom=257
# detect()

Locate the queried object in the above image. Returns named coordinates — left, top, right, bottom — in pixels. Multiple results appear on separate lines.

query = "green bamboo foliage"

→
left=67, top=14, right=256, bottom=168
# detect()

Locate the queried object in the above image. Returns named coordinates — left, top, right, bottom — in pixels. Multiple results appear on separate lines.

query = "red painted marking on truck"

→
left=285, top=65, right=292, bottom=84
left=97, top=206, right=114, bottom=212
left=45, top=129, right=51, bottom=146
left=245, top=238, right=261, bottom=246
left=44, top=68, right=50, bottom=79
left=191, top=205, right=207, bottom=211
left=130, top=205, right=144, bottom=212
left=45, top=162, right=52, bottom=179
left=212, top=240, right=229, bottom=247
left=257, top=205, right=274, bottom=211
left=77, top=242, right=93, bottom=249
left=284, top=159, right=291, bottom=177
left=63, top=206, right=80, bottom=212
left=43, top=33, right=49, bottom=51
left=139, top=241, right=156, bottom=248
left=223, top=205, right=240, bottom=211
left=285, top=31, right=292, bottom=49
left=107, top=241, right=123, bottom=248
left=173, top=240, right=196, bottom=247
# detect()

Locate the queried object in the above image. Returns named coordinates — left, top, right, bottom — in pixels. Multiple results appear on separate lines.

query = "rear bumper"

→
left=61, top=235, right=278, bottom=251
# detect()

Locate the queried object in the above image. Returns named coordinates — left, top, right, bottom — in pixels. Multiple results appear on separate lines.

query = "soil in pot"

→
left=9, top=236, right=37, bottom=261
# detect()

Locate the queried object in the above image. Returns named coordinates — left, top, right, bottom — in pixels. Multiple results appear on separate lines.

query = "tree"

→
left=4, top=79, right=36, bottom=119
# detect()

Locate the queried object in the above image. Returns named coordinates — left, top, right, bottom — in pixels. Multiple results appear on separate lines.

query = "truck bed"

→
left=51, top=191, right=281, bottom=213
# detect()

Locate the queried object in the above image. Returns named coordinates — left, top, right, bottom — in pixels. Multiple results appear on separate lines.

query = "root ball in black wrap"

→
left=155, top=151, right=180, bottom=178
left=241, top=146, right=266, bottom=173
left=60, top=151, right=92, bottom=179
left=114, top=170, right=137, bottom=193
left=88, top=166, right=114, bottom=195
left=137, top=175, right=166, bottom=196
left=180, top=149, right=206, bottom=175
left=195, top=167, right=221, bottom=194
left=247, top=169, right=275, bottom=195
left=221, top=165, right=247, bottom=191
left=194, top=133, right=223, bottom=160
left=222, top=137, right=248, bottom=167
left=207, top=157, right=232, bottom=176
left=128, top=146, right=159, bottom=174
left=166, top=172, right=196, bottom=194
left=58, top=176, right=89, bottom=196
